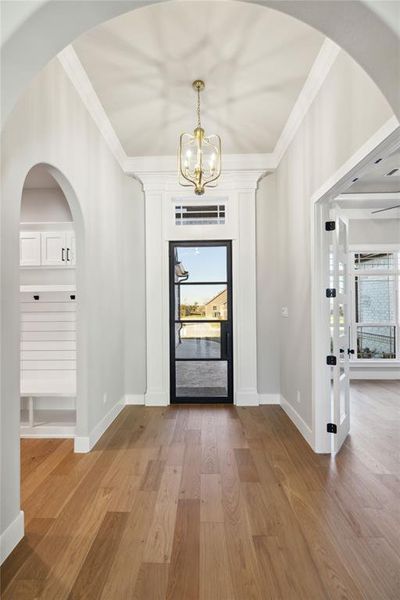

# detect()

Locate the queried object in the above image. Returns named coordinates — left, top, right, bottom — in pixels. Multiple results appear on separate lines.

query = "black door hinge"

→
left=326, top=355, right=337, bottom=366
left=325, top=221, right=336, bottom=231
left=326, top=288, right=336, bottom=298
left=327, top=423, right=337, bottom=434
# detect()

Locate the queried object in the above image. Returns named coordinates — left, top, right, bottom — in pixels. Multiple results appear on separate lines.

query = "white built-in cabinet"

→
left=20, top=232, right=41, bottom=266
left=20, top=229, right=75, bottom=267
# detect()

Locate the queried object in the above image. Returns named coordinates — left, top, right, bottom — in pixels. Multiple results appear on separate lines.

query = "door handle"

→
left=347, top=348, right=355, bottom=355
left=66, top=248, right=70, bottom=262
left=61, top=248, right=65, bottom=262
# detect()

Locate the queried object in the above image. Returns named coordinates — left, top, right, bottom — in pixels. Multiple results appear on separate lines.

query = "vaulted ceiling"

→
left=73, top=0, right=324, bottom=156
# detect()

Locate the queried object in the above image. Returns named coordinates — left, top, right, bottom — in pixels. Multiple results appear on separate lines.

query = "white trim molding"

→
left=124, top=394, right=145, bottom=405
left=74, top=398, right=124, bottom=453
left=0, top=511, right=24, bottom=564
left=273, top=38, right=340, bottom=164
left=280, top=396, right=313, bottom=448
left=58, top=37, right=340, bottom=174
left=258, top=393, right=281, bottom=405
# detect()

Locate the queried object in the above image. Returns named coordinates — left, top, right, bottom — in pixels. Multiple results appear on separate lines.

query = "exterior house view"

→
left=1, top=1, right=399, bottom=598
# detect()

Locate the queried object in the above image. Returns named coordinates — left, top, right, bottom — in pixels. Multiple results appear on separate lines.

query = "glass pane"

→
left=355, top=253, right=394, bottom=270
left=177, top=284, right=227, bottom=320
left=357, top=326, right=396, bottom=359
left=338, top=219, right=347, bottom=252
left=175, top=246, right=227, bottom=282
left=355, top=276, right=395, bottom=322
left=175, top=322, right=221, bottom=359
left=176, top=360, right=228, bottom=397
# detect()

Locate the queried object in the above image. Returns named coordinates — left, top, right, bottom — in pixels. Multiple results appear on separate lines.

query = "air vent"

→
left=175, top=204, right=226, bottom=226
left=385, top=168, right=399, bottom=177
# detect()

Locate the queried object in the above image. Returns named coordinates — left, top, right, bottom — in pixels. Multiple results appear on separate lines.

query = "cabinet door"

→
left=41, top=232, right=66, bottom=266
left=66, top=232, right=76, bottom=265
left=20, top=232, right=41, bottom=266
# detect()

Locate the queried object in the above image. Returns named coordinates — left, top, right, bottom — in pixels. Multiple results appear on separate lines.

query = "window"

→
left=351, top=251, right=399, bottom=360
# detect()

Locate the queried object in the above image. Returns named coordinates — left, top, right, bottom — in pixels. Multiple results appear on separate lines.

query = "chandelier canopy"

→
left=178, top=80, right=221, bottom=195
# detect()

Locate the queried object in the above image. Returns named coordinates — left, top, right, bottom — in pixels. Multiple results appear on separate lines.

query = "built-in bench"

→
left=20, top=285, right=77, bottom=434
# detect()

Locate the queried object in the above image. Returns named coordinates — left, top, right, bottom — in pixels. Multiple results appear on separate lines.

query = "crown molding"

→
left=58, top=36, right=340, bottom=176
left=136, top=169, right=268, bottom=192
left=273, top=38, right=340, bottom=165
left=58, top=45, right=128, bottom=170
left=124, top=153, right=275, bottom=176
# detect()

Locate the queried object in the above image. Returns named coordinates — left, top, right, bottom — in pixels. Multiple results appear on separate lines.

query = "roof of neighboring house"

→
left=204, top=288, right=227, bottom=307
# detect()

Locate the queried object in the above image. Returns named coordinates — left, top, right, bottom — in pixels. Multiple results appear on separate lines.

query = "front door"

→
left=169, top=241, right=233, bottom=403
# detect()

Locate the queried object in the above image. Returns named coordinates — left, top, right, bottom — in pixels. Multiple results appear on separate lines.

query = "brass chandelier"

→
left=178, top=80, right=221, bottom=195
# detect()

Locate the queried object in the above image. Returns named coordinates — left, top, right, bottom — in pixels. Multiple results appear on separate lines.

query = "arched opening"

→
left=18, top=163, right=86, bottom=445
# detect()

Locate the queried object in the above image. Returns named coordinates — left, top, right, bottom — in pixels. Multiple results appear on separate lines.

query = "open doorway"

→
left=314, top=142, right=400, bottom=453
left=19, top=165, right=77, bottom=437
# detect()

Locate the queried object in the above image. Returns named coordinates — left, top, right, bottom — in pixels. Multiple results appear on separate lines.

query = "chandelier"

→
left=178, top=80, right=221, bottom=195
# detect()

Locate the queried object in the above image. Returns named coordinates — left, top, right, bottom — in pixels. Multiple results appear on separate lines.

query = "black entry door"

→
left=169, top=241, right=233, bottom=404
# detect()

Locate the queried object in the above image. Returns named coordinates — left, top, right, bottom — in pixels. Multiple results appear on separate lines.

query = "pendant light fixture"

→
left=178, top=80, right=221, bottom=195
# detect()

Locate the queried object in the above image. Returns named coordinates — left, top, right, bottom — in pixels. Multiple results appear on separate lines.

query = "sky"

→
left=177, top=246, right=227, bottom=304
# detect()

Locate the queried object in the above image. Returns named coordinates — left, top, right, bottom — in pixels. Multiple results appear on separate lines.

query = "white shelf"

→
left=20, top=284, right=76, bottom=292
left=20, top=221, right=73, bottom=226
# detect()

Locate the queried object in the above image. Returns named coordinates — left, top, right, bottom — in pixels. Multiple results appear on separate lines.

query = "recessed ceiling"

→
left=344, top=149, right=400, bottom=194
left=73, top=0, right=324, bottom=156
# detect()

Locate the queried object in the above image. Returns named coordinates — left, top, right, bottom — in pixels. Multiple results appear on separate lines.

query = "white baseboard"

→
left=74, top=398, right=124, bottom=453
left=235, top=390, right=259, bottom=406
left=144, top=391, right=169, bottom=406
left=124, top=394, right=145, bottom=405
left=0, top=510, right=24, bottom=564
left=259, top=393, right=281, bottom=405
left=280, top=395, right=313, bottom=448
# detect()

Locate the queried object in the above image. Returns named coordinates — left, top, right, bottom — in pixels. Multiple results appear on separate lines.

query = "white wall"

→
left=1, top=57, right=145, bottom=557
left=21, top=188, right=72, bottom=222
left=276, top=49, right=395, bottom=430
left=349, top=218, right=400, bottom=245
left=256, top=173, right=280, bottom=396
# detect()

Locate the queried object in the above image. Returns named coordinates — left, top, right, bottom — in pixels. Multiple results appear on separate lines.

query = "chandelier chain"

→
left=197, top=87, right=201, bottom=128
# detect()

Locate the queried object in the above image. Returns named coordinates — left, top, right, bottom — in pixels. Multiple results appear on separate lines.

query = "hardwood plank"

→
left=68, top=511, right=128, bottom=599
left=166, top=499, right=200, bottom=600
left=234, top=448, right=259, bottom=482
left=199, top=522, right=234, bottom=600
left=133, top=563, right=169, bottom=600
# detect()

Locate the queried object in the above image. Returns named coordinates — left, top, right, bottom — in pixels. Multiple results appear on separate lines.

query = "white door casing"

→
left=136, top=169, right=266, bottom=406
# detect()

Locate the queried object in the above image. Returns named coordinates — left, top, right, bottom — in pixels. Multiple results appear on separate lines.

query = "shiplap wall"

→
left=20, top=289, right=77, bottom=409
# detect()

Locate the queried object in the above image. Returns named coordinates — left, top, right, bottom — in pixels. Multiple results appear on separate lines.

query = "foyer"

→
left=1, top=0, right=400, bottom=597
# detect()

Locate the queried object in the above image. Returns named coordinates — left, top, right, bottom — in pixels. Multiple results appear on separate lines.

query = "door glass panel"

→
left=175, top=361, right=228, bottom=397
left=355, top=276, right=395, bottom=322
left=175, top=246, right=227, bottom=282
left=175, top=322, right=221, bottom=359
left=357, top=326, right=396, bottom=359
left=177, top=284, right=227, bottom=320
left=355, top=253, right=394, bottom=270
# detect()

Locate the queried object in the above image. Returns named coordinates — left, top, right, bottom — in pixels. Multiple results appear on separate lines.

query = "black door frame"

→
left=169, top=240, right=234, bottom=404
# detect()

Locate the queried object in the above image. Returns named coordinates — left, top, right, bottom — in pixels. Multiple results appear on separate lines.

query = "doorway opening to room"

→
left=313, top=129, right=400, bottom=454
left=169, top=241, right=233, bottom=403
left=20, top=165, right=77, bottom=438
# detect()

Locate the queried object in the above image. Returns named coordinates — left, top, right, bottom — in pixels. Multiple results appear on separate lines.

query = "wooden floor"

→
left=1, top=380, right=399, bottom=599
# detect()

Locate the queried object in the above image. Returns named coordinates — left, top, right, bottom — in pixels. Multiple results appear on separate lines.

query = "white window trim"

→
left=349, top=248, right=400, bottom=363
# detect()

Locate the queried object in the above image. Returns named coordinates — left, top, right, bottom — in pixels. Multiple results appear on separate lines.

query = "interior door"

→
left=169, top=241, right=233, bottom=403
left=329, top=209, right=351, bottom=452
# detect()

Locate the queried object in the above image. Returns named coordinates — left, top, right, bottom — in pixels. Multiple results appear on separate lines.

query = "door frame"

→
left=311, top=119, right=400, bottom=453
left=169, top=240, right=234, bottom=404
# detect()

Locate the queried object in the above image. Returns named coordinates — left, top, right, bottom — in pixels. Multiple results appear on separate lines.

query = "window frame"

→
left=349, top=245, right=400, bottom=362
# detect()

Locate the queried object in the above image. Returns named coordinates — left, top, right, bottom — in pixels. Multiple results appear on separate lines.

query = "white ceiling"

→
left=344, top=149, right=400, bottom=195
left=73, top=0, right=324, bottom=156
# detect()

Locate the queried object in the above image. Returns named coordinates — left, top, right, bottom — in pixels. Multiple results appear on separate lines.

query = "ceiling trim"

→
left=273, top=38, right=340, bottom=164
left=58, top=35, right=340, bottom=174
left=58, top=45, right=128, bottom=168
left=336, top=192, right=400, bottom=202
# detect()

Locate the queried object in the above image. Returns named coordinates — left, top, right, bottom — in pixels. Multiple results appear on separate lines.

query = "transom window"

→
left=351, top=251, right=400, bottom=360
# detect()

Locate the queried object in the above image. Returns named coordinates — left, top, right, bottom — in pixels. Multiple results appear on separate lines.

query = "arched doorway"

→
left=19, top=164, right=78, bottom=437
